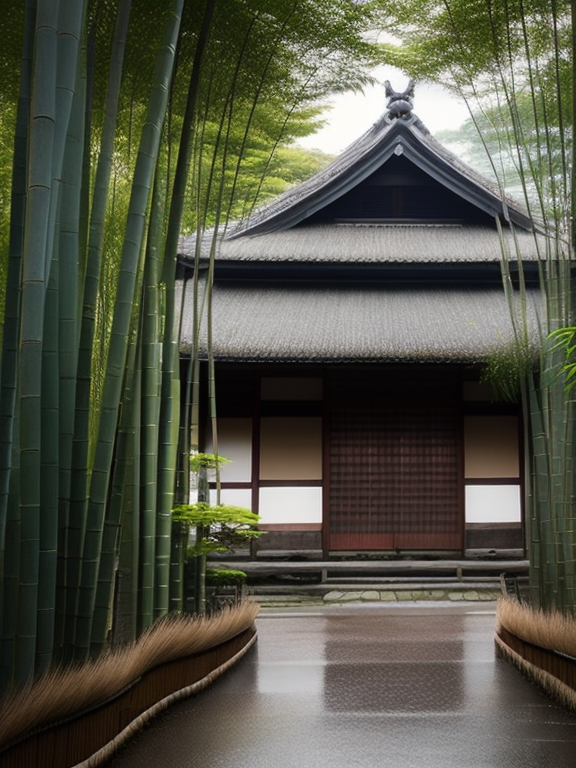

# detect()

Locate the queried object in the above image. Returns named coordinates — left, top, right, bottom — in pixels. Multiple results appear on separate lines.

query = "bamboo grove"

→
left=389, top=0, right=576, bottom=615
left=0, top=0, right=384, bottom=691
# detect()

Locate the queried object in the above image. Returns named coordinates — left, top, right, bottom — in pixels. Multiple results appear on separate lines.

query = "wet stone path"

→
left=107, top=603, right=576, bottom=768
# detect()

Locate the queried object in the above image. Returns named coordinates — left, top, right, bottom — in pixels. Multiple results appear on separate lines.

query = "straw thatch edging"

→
left=0, top=603, right=259, bottom=768
left=495, top=632, right=576, bottom=711
left=496, top=597, right=576, bottom=711
left=72, top=630, right=258, bottom=768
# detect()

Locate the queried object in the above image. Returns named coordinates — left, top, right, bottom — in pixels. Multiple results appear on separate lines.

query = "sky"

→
left=297, top=69, right=471, bottom=156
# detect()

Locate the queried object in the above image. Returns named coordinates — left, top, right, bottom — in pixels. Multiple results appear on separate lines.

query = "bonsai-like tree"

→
left=172, top=453, right=262, bottom=614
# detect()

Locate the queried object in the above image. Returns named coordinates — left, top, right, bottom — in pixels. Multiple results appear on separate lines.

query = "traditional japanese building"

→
left=177, top=84, right=543, bottom=559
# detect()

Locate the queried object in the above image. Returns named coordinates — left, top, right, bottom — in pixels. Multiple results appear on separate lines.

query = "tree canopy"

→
left=382, top=0, right=572, bottom=230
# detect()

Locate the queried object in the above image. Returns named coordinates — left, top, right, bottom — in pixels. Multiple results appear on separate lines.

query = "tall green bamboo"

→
left=109, top=335, right=141, bottom=646
left=36, top=0, right=86, bottom=674
left=0, top=0, right=387, bottom=690
left=159, top=0, right=215, bottom=615
left=16, top=0, right=71, bottom=685
left=53, top=17, right=87, bottom=660
left=63, top=0, right=132, bottom=662
left=138, top=173, right=163, bottom=632
left=389, top=0, right=575, bottom=614
left=0, top=0, right=35, bottom=690
left=74, top=0, right=184, bottom=659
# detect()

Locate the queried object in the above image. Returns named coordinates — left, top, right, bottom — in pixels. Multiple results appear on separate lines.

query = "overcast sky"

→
left=297, top=70, right=470, bottom=156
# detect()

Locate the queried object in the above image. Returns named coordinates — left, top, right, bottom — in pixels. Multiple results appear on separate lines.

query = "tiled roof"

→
left=179, top=223, right=547, bottom=265
left=177, top=279, right=542, bottom=363
left=177, top=110, right=544, bottom=365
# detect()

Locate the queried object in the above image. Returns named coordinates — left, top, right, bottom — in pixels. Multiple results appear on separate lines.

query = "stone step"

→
left=215, top=558, right=528, bottom=582
left=250, top=579, right=501, bottom=592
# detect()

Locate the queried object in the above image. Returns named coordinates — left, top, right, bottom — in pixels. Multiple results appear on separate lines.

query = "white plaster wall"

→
left=208, top=487, right=252, bottom=509
left=465, top=485, right=521, bottom=523
left=258, top=486, right=323, bottom=525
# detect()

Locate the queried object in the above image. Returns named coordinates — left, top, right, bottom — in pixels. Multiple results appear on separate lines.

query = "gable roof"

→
left=224, top=113, right=534, bottom=239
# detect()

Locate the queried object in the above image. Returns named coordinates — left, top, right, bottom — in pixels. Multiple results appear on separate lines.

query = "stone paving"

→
left=322, top=587, right=501, bottom=603
left=250, top=582, right=503, bottom=607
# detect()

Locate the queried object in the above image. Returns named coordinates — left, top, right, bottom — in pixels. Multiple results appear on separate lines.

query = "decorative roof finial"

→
left=385, top=79, right=415, bottom=119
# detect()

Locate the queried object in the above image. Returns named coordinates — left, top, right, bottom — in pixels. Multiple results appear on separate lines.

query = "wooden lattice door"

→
left=326, top=375, right=463, bottom=552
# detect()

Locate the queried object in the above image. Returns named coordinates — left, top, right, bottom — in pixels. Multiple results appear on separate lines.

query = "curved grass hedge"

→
left=496, top=597, right=576, bottom=711
left=0, top=602, right=259, bottom=768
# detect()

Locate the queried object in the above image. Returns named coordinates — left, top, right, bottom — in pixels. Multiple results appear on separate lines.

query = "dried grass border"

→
left=73, top=630, right=258, bottom=768
left=497, top=597, right=576, bottom=656
left=494, top=633, right=576, bottom=711
left=496, top=596, right=576, bottom=711
left=0, top=601, right=259, bottom=754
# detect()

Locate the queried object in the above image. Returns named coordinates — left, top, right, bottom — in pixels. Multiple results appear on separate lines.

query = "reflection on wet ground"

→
left=106, top=603, right=576, bottom=768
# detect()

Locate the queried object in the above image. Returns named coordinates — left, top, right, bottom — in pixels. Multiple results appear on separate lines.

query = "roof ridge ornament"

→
left=385, top=79, right=415, bottom=119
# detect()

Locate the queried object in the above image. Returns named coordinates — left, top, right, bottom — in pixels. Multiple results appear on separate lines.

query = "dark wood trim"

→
left=458, top=396, right=465, bottom=555
left=258, top=523, right=322, bottom=532
left=466, top=521, right=522, bottom=530
left=251, top=377, right=260, bottom=518
left=260, top=401, right=323, bottom=417
left=329, top=533, right=395, bottom=550
left=463, top=403, right=520, bottom=416
left=322, top=371, right=330, bottom=557
left=209, top=482, right=252, bottom=490
left=329, top=533, right=463, bottom=551
left=464, top=478, right=521, bottom=485
left=394, top=532, right=463, bottom=550
left=258, top=480, right=322, bottom=488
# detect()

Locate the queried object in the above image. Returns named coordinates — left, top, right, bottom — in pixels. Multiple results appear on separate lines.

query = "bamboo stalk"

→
left=138, top=173, right=163, bottom=632
left=53, top=18, right=87, bottom=661
left=64, top=0, right=132, bottom=662
left=157, top=0, right=215, bottom=618
left=74, top=0, right=184, bottom=659
left=16, top=0, right=61, bottom=685
left=0, top=0, right=35, bottom=693
left=110, top=335, right=142, bottom=646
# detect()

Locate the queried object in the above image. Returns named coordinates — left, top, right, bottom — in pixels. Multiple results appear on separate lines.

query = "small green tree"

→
left=172, top=453, right=262, bottom=614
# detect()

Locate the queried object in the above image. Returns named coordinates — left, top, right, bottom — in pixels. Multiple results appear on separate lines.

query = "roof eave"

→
left=227, top=121, right=402, bottom=238
left=396, top=128, right=533, bottom=230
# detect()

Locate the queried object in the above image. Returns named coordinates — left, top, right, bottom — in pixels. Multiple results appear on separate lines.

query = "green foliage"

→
left=172, top=502, right=260, bottom=528
left=0, top=0, right=390, bottom=684
left=549, top=327, right=576, bottom=391
left=480, top=342, right=535, bottom=403
left=172, top=502, right=262, bottom=556
left=383, top=0, right=572, bottom=85
left=189, top=452, right=231, bottom=474
left=205, top=568, right=247, bottom=587
left=388, top=0, right=576, bottom=616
